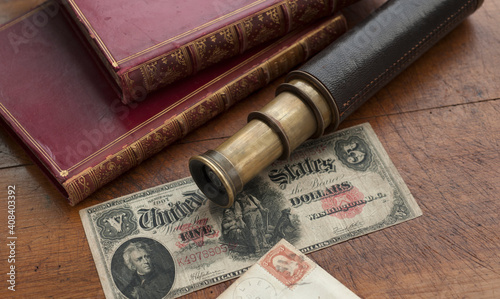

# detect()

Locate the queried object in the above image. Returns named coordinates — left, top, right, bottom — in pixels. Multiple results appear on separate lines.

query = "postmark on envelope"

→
left=259, top=240, right=315, bottom=288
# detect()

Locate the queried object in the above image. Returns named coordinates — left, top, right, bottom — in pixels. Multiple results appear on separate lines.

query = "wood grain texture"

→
left=1, top=0, right=499, bottom=298
left=0, top=0, right=45, bottom=25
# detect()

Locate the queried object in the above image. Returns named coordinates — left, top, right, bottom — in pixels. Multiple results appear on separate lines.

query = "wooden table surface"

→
left=1, top=0, right=499, bottom=298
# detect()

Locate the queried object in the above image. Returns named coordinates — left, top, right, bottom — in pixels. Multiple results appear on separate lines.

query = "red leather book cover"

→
left=62, top=0, right=355, bottom=103
left=0, top=2, right=347, bottom=205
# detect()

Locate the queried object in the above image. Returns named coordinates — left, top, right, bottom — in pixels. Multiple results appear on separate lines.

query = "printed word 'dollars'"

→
left=290, top=182, right=353, bottom=208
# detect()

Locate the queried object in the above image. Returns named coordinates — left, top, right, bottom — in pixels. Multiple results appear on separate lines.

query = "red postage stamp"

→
left=259, top=242, right=314, bottom=288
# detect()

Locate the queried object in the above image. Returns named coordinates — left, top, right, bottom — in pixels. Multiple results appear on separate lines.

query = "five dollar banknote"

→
left=80, top=123, right=422, bottom=299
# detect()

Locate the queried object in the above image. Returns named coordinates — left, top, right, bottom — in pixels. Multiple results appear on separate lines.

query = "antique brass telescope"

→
left=189, top=0, right=483, bottom=208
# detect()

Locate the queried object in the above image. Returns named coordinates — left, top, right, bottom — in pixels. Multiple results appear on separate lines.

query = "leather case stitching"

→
left=341, top=0, right=476, bottom=117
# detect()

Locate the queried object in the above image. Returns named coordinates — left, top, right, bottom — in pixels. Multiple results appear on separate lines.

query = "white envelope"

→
left=217, top=239, right=360, bottom=298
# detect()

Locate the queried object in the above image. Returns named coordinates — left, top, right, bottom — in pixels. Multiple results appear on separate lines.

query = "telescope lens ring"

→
left=189, top=153, right=237, bottom=208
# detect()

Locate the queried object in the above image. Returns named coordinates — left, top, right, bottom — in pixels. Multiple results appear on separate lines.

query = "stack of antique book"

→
left=0, top=0, right=359, bottom=205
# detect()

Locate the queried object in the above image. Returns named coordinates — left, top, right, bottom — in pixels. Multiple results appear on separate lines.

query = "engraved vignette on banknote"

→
left=80, top=123, right=422, bottom=298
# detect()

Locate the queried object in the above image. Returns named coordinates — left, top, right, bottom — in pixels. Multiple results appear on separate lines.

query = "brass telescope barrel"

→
left=189, top=0, right=483, bottom=208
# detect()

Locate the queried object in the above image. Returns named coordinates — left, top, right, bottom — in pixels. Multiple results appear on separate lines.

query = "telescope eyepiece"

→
left=189, top=151, right=238, bottom=208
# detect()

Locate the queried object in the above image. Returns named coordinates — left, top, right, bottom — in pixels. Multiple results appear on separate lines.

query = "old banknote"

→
left=80, top=123, right=422, bottom=299
left=217, top=239, right=360, bottom=298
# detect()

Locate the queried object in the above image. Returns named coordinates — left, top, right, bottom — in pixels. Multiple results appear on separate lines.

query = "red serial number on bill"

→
left=177, top=244, right=236, bottom=266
